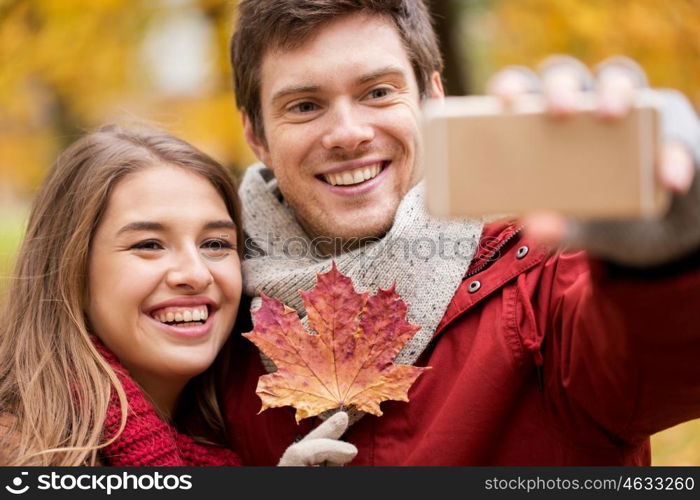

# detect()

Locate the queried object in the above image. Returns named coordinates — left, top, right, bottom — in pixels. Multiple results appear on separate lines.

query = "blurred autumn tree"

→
left=0, top=0, right=253, bottom=203
left=462, top=0, right=700, bottom=103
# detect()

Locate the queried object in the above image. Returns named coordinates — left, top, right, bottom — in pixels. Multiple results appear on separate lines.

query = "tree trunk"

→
left=430, top=0, right=471, bottom=95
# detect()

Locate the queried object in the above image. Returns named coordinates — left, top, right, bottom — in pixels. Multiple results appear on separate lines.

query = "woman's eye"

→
left=201, top=239, right=234, bottom=259
left=130, top=240, right=163, bottom=251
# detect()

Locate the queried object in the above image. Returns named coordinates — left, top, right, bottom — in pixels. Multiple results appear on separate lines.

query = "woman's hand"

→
left=277, top=412, right=358, bottom=466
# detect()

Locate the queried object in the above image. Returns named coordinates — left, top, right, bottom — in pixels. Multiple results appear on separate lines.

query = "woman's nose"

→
left=165, top=248, right=213, bottom=292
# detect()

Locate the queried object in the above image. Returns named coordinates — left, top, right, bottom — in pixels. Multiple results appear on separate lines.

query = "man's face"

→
left=245, top=13, right=443, bottom=244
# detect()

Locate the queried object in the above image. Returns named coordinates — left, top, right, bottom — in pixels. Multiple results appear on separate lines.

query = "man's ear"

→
left=429, top=71, right=445, bottom=99
left=242, top=110, right=270, bottom=164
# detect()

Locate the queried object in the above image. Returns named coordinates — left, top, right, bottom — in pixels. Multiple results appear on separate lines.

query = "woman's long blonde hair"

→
left=0, top=125, right=243, bottom=465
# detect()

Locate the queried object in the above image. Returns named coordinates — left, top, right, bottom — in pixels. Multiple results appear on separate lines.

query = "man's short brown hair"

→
left=230, top=0, right=443, bottom=143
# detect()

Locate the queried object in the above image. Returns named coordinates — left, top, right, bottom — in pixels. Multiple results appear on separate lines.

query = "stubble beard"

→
left=289, top=199, right=397, bottom=257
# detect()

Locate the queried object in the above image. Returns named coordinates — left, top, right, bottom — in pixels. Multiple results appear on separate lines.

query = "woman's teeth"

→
left=151, top=306, right=209, bottom=325
left=323, top=163, right=382, bottom=186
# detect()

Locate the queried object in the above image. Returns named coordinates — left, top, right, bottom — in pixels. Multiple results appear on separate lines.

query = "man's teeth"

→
left=152, top=306, right=209, bottom=324
left=323, top=164, right=382, bottom=186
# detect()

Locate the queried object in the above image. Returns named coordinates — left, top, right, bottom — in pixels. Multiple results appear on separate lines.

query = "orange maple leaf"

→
left=243, top=263, right=429, bottom=423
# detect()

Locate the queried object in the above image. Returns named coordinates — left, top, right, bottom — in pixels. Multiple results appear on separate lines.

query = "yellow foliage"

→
left=135, top=92, right=256, bottom=174
left=0, top=132, right=56, bottom=196
left=478, top=0, right=700, bottom=107
left=652, top=419, right=700, bottom=466
left=0, top=0, right=247, bottom=198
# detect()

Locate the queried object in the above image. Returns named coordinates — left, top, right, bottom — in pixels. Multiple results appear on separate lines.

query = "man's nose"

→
left=166, top=248, right=213, bottom=292
left=321, top=101, right=374, bottom=151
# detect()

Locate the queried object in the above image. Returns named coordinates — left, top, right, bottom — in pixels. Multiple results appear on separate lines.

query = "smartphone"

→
left=422, top=91, right=668, bottom=219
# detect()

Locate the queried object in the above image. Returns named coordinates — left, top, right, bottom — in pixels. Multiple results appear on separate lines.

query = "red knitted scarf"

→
left=94, top=338, right=241, bottom=466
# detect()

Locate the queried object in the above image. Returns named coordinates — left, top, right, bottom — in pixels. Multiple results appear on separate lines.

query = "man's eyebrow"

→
left=270, top=67, right=407, bottom=106
left=271, top=85, right=322, bottom=106
left=356, top=66, right=407, bottom=85
left=116, top=220, right=236, bottom=235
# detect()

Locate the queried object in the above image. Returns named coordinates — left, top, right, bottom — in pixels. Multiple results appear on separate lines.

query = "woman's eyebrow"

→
left=116, top=220, right=236, bottom=236
left=203, top=220, right=237, bottom=231
left=116, top=221, right=164, bottom=235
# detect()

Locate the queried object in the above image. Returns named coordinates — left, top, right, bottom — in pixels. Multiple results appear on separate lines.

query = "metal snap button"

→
left=516, top=245, right=529, bottom=259
left=468, top=280, right=481, bottom=293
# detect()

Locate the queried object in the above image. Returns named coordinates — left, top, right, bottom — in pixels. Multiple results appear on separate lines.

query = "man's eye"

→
left=368, top=87, right=392, bottom=99
left=289, top=101, right=318, bottom=113
left=201, top=239, right=234, bottom=259
left=130, top=240, right=163, bottom=251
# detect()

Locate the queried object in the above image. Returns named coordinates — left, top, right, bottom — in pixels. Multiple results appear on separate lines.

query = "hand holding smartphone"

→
left=423, top=91, right=668, bottom=219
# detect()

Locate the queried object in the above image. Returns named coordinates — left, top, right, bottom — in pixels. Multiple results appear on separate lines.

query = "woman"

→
left=0, top=125, right=355, bottom=466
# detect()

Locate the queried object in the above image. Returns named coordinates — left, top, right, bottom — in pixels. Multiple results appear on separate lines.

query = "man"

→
left=224, top=0, right=700, bottom=465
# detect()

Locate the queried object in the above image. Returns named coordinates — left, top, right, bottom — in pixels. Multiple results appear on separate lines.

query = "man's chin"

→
left=308, top=220, right=393, bottom=256
left=290, top=199, right=400, bottom=254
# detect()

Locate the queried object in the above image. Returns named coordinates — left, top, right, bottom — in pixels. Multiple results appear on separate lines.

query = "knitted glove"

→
left=563, top=89, right=700, bottom=268
left=277, top=412, right=358, bottom=466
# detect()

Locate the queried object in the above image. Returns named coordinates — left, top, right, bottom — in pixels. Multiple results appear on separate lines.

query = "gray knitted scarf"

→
left=240, top=163, right=484, bottom=369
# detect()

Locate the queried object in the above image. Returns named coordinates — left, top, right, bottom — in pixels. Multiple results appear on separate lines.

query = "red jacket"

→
left=224, top=221, right=700, bottom=465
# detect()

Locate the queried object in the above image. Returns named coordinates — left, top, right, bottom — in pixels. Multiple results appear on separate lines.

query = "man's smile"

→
left=317, top=159, right=391, bottom=187
left=316, top=160, right=392, bottom=197
left=321, top=163, right=381, bottom=186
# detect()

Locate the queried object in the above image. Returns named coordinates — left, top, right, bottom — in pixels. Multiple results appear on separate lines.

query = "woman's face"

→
left=87, top=163, right=241, bottom=401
